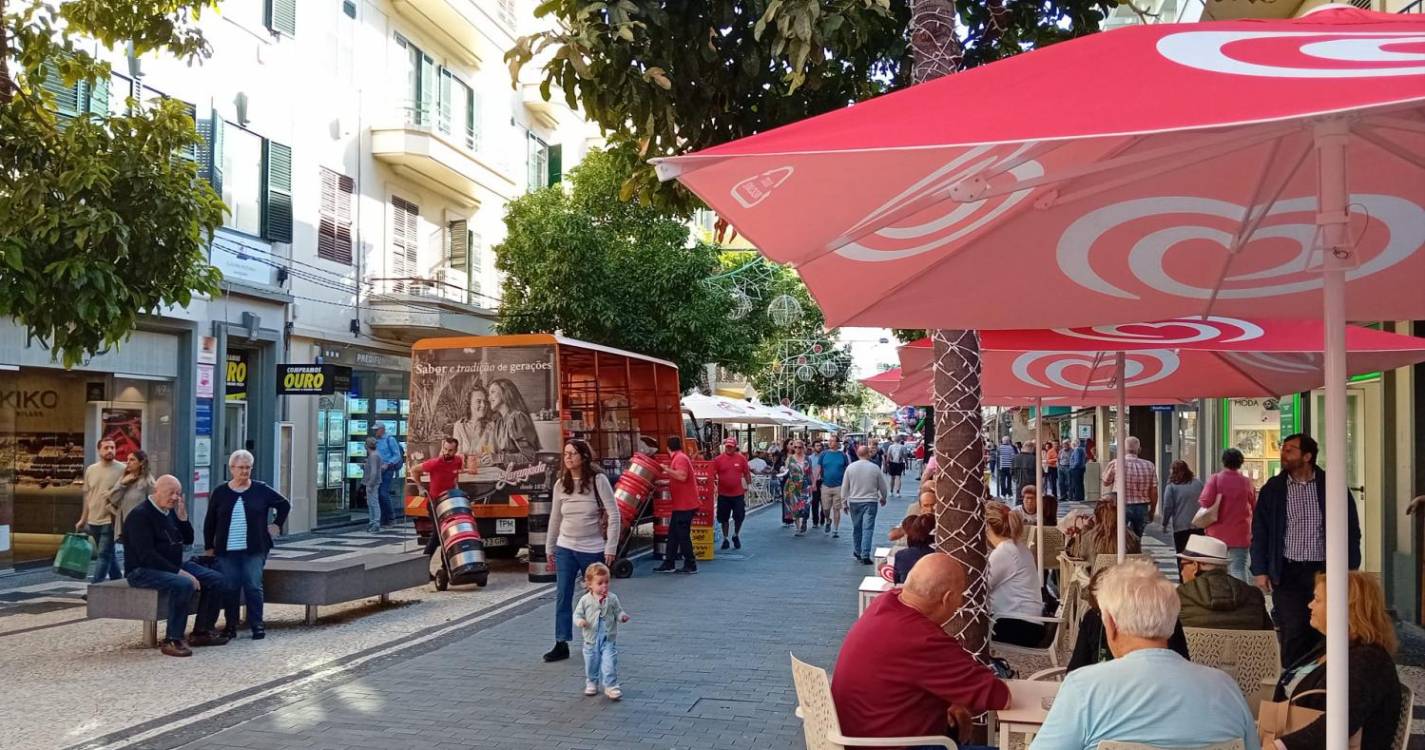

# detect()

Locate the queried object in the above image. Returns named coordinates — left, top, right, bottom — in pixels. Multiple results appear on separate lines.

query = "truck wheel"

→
left=473, top=571, right=489, bottom=588
left=434, top=569, right=449, bottom=591
left=612, top=558, right=634, bottom=579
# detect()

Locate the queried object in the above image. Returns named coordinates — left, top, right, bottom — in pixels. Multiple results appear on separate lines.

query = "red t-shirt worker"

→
left=655, top=437, right=701, bottom=574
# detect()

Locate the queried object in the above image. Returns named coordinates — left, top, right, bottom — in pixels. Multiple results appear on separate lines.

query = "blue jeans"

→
left=1070, top=467, right=1086, bottom=502
left=1125, top=503, right=1148, bottom=537
left=554, top=546, right=604, bottom=643
left=87, top=523, right=122, bottom=583
left=583, top=618, right=619, bottom=688
left=379, top=467, right=398, bottom=524
left=218, top=550, right=267, bottom=631
left=364, top=482, right=382, bottom=527
left=127, top=561, right=227, bottom=642
left=1227, top=547, right=1251, bottom=583
left=850, top=502, right=879, bottom=560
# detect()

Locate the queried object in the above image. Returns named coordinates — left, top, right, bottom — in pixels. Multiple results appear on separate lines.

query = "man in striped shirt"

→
left=996, top=437, right=1016, bottom=499
left=1250, top=433, right=1361, bottom=666
left=1101, top=436, right=1158, bottom=538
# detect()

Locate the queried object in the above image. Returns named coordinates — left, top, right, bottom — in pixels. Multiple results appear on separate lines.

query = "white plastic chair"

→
left=1182, top=627, right=1280, bottom=715
left=790, top=653, right=957, bottom=749
left=990, top=614, right=1064, bottom=677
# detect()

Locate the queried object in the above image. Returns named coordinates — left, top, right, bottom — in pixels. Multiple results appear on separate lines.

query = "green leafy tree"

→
left=0, top=0, right=225, bottom=367
left=508, top=0, right=1110, bottom=211
left=496, top=150, right=771, bottom=391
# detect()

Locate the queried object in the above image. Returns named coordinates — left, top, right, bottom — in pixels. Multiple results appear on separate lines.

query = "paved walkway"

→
left=64, top=495, right=903, bottom=750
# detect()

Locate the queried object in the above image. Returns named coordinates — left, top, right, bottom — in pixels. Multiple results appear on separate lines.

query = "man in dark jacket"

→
left=123, top=474, right=229, bottom=657
left=1176, top=535, right=1272, bottom=630
left=1010, top=442, right=1037, bottom=499
left=1250, top=433, right=1360, bottom=667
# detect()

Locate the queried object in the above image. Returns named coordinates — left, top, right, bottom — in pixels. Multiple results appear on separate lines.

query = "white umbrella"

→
left=681, top=394, right=781, bottom=425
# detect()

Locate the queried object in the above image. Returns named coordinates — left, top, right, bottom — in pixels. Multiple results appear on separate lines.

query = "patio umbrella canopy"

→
left=657, top=7, right=1425, bottom=330
left=661, top=10, right=1425, bottom=745
left=681, top=393, right=781, bottom=425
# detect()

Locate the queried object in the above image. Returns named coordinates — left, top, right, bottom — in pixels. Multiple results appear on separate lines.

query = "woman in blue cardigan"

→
left=203, top=449, right=291, bottom=640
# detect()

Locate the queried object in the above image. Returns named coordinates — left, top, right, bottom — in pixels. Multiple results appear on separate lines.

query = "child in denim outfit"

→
left=573, top=562, right=630, bottom=700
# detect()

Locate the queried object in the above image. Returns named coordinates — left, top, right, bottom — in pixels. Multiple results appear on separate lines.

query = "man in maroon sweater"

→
left=832, top=553, right=1011, bottom=748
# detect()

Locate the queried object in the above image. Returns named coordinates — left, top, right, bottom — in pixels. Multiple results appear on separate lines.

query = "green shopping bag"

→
left=52, top=532, right=93, bottom=580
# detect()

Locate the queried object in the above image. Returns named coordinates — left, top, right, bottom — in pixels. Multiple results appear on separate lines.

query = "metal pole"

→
left=1316, top=116, right=1351, bottom=750
left=1116, top=352, right=1128, bottom=563
left=1035, top=397, right=1044, bottom=584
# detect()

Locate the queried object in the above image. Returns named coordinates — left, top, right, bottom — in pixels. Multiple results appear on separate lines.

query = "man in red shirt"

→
left=655, top=436, right=701, bottom=574
left=832, top=553, right=1011, bottom=748
left=412, top=437, right=463, bottom=501
left=712, top=438, right=752, bottom=551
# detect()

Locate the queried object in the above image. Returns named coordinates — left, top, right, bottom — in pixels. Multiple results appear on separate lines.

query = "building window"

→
left=318, top=168, right=354, bottom=264
left=496, top=0, right=517, bottom=29
left=390, top=196, right=420, bottom=288
left=266, top=0, right=297, bottom=36
left=396, top=34, right=435, bottom=127
left=222, top=125, right=266, bottom=237
left=438, top=69, right=478, bottom=151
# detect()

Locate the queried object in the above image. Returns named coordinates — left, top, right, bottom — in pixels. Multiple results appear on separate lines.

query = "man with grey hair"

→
left=1031, top=561, right=1259, bottom=750
left=1100, top=435, right=1158, bottom=537
left=123, top=474, right=230, bottom=657
left=842, top=445, right=890, bottom=564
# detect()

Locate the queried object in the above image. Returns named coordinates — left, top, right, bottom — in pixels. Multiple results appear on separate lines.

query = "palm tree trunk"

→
left=911, top=0, right=990, bottom=660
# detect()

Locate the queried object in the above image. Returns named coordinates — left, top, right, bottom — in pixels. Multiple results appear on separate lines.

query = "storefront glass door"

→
left=223, top=401, right=247, bottom=480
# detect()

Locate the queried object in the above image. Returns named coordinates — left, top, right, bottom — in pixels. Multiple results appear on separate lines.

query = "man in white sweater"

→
left=843, top=446, right=890, bottom=565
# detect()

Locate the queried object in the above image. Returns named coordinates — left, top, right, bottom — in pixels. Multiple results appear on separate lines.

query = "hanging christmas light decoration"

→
left=728, top=287, right=753, bottom=320
left=796, top=364, right=816, bottom=382
left=818, top=359, right=840, bottom=378
left=768, top=294, right=802, bottom=326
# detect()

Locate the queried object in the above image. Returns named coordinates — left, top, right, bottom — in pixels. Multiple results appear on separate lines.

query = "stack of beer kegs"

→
left=652, top=479, right=672, bottom=560
left=434, top=490, right=488, bottom=586
left=527, top=490, right=555, bottom=583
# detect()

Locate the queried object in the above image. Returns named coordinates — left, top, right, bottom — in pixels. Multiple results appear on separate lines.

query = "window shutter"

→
left=263, top=141, right=294, bottom=242
left=317, top=168, right=353, bottom=264
left=177, top=101, right=199, bottom=161
left=391, top=197, right=419, bottom=289
left=198, top=112, right=224, bottom=196
left=438, top=68, right=453, bottom=137
left=41, top=65, right=85, bottom=120
left=266, top=0, right=297, bottom=37
left=467, top=90, right=480, bottom=151
left=419, top=54, right=435, bottom=127
left=446, top=220, right=468, bottom=272
left=469, top=230, right=482, bottom=297
left=547, top=144, right=563, bottom=185
left=87, top=74, right=109, bottom=118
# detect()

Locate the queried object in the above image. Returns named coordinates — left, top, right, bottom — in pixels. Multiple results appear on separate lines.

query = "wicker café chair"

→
left=1393, top=685, right=1415, bottom=750
left=1092, top=552, right=1152, bottom=573
left=790, top=654, right=956, bottom=749
left=1182, top=627, right=1281, bottom=715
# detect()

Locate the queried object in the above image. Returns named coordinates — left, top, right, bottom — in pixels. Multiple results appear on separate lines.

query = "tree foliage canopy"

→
left=0, top=0, right=224, bottom=367
left=496, top=150, right=769, bottom=391
left=509, top=0, right=1111, bottom=212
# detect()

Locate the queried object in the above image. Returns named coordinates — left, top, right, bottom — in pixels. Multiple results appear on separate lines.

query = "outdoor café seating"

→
left=790, top=654, right=956, bottom=750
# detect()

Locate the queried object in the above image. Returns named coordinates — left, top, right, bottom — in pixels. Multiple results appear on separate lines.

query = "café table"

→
left=992, top=678, right=1062, bottom=747
left=857, top=576, right=892, bottom=616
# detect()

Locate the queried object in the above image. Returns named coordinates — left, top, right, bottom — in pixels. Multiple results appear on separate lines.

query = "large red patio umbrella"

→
left=882, top=317, right=1425, bottom=579
left=659, top=9, right=1425, bottom=742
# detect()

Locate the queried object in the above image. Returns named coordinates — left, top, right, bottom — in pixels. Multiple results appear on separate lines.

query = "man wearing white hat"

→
left=1176, top=535, right=1272, bottom=631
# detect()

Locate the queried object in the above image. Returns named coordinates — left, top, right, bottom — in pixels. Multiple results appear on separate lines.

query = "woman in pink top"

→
left=1198, top=448, right=1257, bottom=583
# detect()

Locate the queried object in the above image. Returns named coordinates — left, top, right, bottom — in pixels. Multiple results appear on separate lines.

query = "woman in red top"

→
left=1198, top=448, right=1257, bottom=583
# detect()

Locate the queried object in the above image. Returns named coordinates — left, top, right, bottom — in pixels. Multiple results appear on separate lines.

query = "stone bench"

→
left=87, top=552, right=429, bottom=646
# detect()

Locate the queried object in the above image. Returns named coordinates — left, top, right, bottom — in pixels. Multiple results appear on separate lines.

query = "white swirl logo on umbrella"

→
left=1012, top=350, right=1180, bottom=392
left=1052, top=317, right=1264, bottom=345
left=835, top=143, right=1043, bottom=262
left=1157, top=30, right=1425, bottom=78
left=1056, top=193, right=1424, bottom=301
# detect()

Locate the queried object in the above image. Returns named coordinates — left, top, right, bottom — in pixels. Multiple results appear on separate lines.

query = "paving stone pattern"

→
left=150, top=499, right=904, bottom=750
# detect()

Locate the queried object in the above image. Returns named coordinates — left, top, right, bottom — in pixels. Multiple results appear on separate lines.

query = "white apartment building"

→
left=0, top=0, right=601, bottom=569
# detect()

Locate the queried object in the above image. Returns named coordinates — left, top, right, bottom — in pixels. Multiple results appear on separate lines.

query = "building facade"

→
left=0, top=0, right=600, bottom=570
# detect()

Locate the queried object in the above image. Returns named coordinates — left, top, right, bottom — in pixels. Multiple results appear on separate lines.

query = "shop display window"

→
left=1226, top=398, right=1282, bottom=489
left=348, top=398, right=369, bottom=415
left=349, top=419, right=368, bottom=436
left=347, top=440, right=367, bottom=457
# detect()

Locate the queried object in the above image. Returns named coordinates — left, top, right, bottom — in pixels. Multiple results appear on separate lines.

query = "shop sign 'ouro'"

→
left=277, top=364, right=353, bottom=395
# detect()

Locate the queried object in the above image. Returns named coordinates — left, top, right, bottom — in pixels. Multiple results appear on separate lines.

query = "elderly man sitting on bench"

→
left=123, top=474, right=230, bottom=657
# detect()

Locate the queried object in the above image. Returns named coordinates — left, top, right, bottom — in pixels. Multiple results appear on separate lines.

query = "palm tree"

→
left=911, top=0, right=991, bottom=660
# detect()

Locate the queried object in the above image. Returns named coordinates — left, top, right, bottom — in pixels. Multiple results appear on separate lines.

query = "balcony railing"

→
left=400, top=101, right=480, bottom=153
left=367, top=274, right=475, bottom=306
left=1403, top=0, right=1423, bottom=12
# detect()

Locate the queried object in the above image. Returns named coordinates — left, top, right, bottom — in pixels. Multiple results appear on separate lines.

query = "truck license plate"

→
left=496, top=519, right=516, bottom=535
left=483, top=537, right=507, bottom=548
